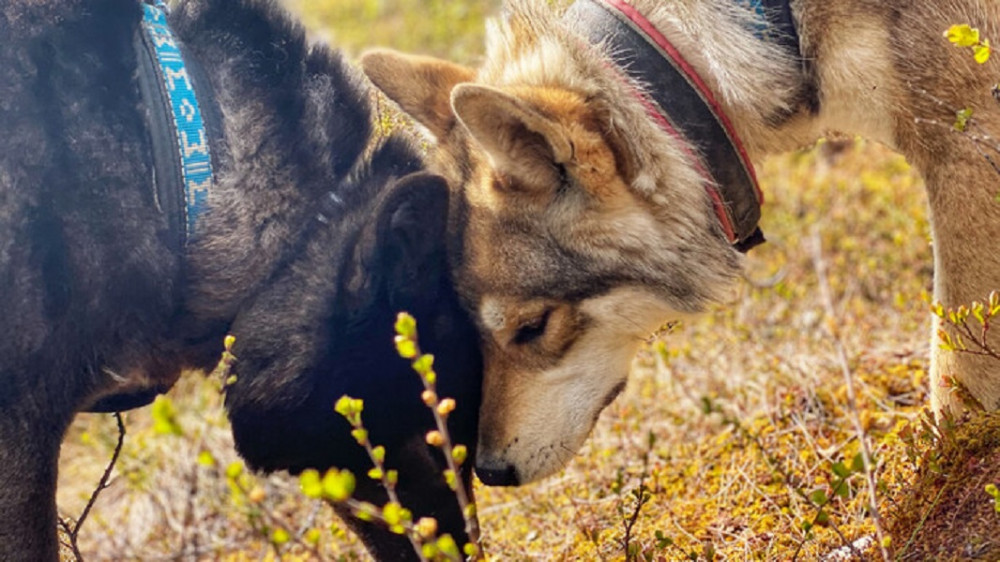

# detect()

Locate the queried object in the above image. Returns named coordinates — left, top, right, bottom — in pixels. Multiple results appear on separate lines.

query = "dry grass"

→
left=56, top=1, right=1000, bottom=560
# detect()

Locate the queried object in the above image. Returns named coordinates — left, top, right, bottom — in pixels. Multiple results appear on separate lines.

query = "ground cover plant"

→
left=55, top=2, right=1000, bottom=560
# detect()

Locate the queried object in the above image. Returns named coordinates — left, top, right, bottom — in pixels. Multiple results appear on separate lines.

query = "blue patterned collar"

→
left=738, top=0, right=800, bottom=53
left=135, top=0, right=215, bottom=249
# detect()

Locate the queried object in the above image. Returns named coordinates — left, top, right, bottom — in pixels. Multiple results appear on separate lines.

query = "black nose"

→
left=476, top=463, right=519, bottom=486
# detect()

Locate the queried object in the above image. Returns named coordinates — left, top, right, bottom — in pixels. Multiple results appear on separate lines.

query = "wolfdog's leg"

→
left=925, top=142, right=1000, bottom=416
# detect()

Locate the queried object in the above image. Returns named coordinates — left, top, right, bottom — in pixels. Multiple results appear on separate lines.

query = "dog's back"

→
left=0, top=0, right=181, bottom=425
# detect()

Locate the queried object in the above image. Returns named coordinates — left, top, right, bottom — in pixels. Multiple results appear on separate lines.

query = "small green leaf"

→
left=271, top=527, right=290, bottom=546
left=151, top=396, right=183, bottom=436
left=394, top=336, right=417, bottom=359
left=809, top=489, right=828, bottom=506
left=304, top=528, right=322, bottom=545
left=946, top=24, right=980, bottom=47
left=351, top=428, right=368, bottom=446
left=831, top=461, right=850, bottom=478
left=435, top=534, right=460, bottom=558
left=938, top=329, right=955, bottom=351
left=412, top=354, right=434, bottom=375
left=932, top=302, right=945, bottom=318
left=321, top=468, right=356, bottom=502
left=973, top=302, right=986, bottom=325
left=421, top=543, right=439, bottom=558
left=394, top=312, right=417, bottom=339
left=452, top=444, right=468, bottom=465
left=300, top=469, right=323, bottom=499
left=335, top=395, right=364, bottom=419
left=851, top=452, right=865, bottom=473
left=832, top=478, right=851, bottom=498
left=382, top=501, right=406, bottom=526
left=700, top=396, right=715, bottom=415
left=197, top=450, right=216, bottom=467
left=955, top=108, right=974, bottom=131
left=974, top=40, right=992, bottom=64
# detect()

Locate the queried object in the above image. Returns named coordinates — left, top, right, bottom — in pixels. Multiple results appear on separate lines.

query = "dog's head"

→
left=224, top=161, right=483, bottom=545
left=362, top=36, right=743, bottom=484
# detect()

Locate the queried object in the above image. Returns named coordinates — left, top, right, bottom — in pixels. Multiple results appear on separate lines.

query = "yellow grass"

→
left=56, top=1, right=1000, bottom=560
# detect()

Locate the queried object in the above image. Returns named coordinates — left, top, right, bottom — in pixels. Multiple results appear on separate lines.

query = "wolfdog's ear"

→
left=451, top=84, right=573, bottom=194
left=377, top=172, right=450, bottom=303
left=361, top=50, right=475, bottom=139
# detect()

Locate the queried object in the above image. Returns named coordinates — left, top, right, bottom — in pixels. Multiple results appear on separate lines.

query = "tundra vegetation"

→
left=56, top=2, right=1000, bottom=560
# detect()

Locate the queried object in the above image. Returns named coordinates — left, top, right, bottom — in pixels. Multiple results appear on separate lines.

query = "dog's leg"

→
left=923, top=140, right=1000, bottom=416
left=0, top=417, right=65, bottom=562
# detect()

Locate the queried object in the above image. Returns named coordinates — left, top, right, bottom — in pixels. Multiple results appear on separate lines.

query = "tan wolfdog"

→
left=362, top=0, right=1000, bottom=485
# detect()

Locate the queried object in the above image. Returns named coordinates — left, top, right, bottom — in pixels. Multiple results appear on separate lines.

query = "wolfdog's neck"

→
left=484, top=1, right=821, bottom=158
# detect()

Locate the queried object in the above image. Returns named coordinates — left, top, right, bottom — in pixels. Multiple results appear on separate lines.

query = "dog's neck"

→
left=606, top=0, right=900, bottom=155
left=565, top=0, right=799, bottom=247
left=160, top=1, right=377, bottom=339
left=606, top=0, right=817, bottom=157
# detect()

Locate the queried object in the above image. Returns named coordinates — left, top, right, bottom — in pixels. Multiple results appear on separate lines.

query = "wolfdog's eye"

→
left=513, top=309, right=551, bottom=345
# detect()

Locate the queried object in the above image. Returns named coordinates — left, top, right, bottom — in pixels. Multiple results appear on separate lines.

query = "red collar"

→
left=566, top=0, right=769, bottom=251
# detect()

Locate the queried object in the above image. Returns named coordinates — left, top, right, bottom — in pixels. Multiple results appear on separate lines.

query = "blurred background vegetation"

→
left=55, top=1, right=1000, bottom=561
left=284, top=0, right=495, bottom=63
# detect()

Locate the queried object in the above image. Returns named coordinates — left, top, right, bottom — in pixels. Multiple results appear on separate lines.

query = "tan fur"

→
left=363, top=0, right=1000, bottom=484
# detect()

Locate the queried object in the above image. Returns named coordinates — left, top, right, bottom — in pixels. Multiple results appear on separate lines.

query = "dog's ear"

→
left=361, top=50, right=475, bottom=139
left=451, top=84, right=573, bottom=195
left=377, top=172, right=451, bottom=305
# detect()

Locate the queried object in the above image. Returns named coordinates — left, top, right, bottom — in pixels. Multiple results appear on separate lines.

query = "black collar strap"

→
left=134, top=0, right=219, bottom=252
left=564, top=0, right=799, bottom=252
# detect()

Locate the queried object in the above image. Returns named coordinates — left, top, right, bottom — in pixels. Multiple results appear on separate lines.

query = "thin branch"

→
left=620, top=433, right=654, bottom=560
left=395, top=315, right=482, bottom=556
left=957, top=322, right=1000, bottom=361
left=223, top=465, right=324, bottom=561
left=60, top=412, right=127, bottom=561
left=809, top=229, right=891, bottom=562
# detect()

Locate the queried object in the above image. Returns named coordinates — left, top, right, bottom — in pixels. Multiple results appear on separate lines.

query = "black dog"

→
left=0, top=0, right=480, bottom=560
left=224, top=155, right=482, bottom=560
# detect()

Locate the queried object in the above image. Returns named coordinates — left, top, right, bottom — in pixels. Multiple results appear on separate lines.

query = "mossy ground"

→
left=56, top=2, right=1000, bottom=560
left=887, top=412, right=1000, bottom=561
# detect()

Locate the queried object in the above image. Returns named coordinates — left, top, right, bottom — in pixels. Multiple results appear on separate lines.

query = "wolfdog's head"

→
left=362, top=2, right=745, bottom=485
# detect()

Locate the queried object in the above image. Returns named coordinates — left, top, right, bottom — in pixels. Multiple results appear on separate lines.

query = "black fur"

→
left=0, top=1, right=481, bottom=560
